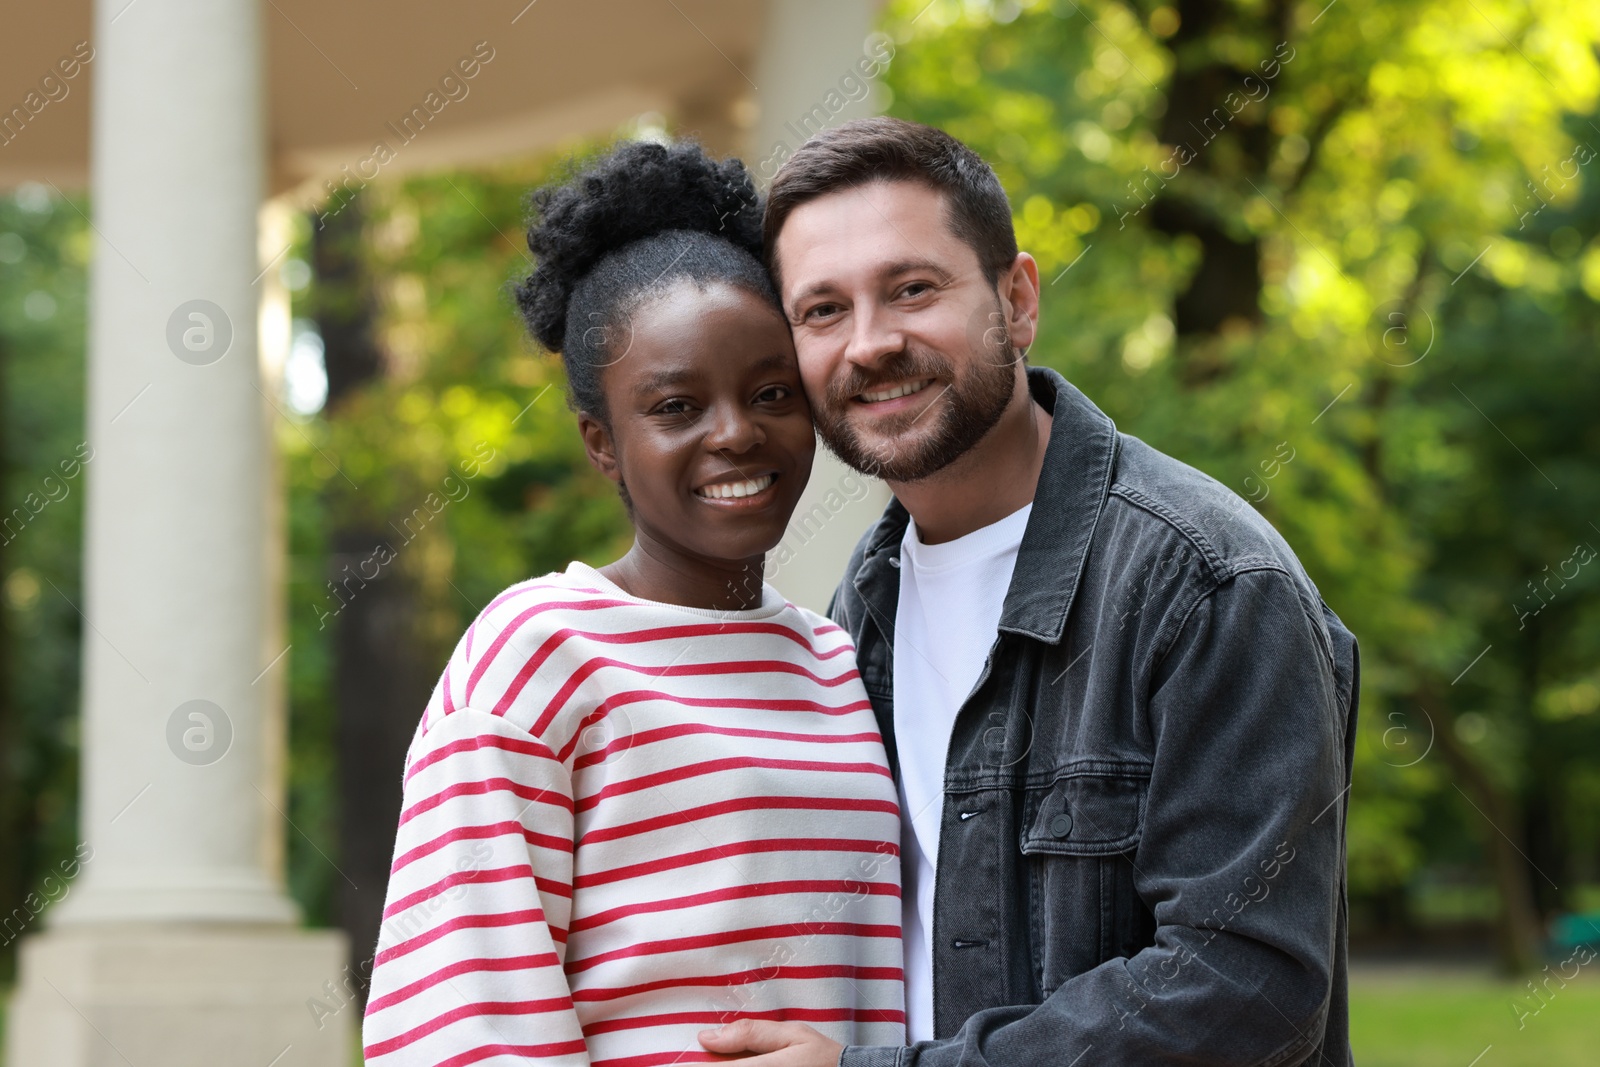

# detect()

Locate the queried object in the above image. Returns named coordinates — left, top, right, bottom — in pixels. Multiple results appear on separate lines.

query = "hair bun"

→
left=517, top=140, right=763, bottom=353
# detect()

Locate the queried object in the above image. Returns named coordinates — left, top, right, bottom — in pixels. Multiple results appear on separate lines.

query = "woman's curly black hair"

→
left=514, top=140, right=779, bottom=424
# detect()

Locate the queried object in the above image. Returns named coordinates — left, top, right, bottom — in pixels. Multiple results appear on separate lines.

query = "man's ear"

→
left=998, top=252, right=1041, bottom=353
left=577, top=411, right=622, bottom=485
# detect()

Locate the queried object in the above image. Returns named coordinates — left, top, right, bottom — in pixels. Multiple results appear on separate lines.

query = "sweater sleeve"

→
left=362, top=705, right=591, bottom=1067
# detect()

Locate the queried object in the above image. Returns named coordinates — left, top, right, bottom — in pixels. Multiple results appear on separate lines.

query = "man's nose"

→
left=842, top=303, right=905, bottom=372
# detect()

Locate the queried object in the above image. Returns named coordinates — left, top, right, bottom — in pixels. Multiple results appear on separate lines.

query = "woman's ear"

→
left=577, top=411, right=622, bottom=485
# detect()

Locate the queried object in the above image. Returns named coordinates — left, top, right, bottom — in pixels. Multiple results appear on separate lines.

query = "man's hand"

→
left=697, top=1019, right=844, bottom=1065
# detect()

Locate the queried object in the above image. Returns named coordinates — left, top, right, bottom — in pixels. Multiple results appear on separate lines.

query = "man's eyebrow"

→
left=882, top=259, right=955, bottom=283
left=789, top=259, right=956, bottom=309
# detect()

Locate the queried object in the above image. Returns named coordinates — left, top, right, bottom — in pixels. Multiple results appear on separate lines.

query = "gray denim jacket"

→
left=831, top=367, right=1358, bottom=1067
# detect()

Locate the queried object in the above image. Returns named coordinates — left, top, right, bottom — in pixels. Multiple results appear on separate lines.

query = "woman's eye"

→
left=755, top=385, right=793, bottom=403
left=653, top=399, right=694, bottom=417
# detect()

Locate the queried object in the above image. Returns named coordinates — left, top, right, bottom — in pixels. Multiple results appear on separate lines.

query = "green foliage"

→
left=281, top=152, right=634, bottom=922
left=305, top=160, right=634, bottom=591
left=0, top=186, right=89, bottom=981
left=879, top=0, right=1600, bottom=914
left=2, top=0, right=1597, bottom=976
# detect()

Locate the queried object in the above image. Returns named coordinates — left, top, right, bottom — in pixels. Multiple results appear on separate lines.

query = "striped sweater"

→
left=363, top=561, right=906, bottom=1067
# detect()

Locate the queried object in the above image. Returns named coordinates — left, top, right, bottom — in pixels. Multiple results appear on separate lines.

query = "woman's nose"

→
left=704, top=402, right=764, bottom=454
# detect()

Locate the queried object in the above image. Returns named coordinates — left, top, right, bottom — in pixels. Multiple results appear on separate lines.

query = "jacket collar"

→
left=853, top=365, right=1118, bottom=644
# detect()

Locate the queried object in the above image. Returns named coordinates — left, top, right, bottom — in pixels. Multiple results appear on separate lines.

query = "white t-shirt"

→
left=892, top=502, right=1032, bottom=1042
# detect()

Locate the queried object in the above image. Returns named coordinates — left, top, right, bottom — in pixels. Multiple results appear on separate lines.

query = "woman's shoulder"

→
left=781, top=600, right=857, bottom=654
left=469, top=565, right=624, bottom=638
left=412, top=565, right=635, bottom=746
left=737, top=597, right=862, bottom=687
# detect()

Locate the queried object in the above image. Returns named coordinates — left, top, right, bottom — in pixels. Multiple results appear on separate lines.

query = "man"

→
left=700, top=116, right=1358, bottom=1066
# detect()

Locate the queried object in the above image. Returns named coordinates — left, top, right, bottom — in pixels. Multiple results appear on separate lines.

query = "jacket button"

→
left=1050, top=813, right=1073, bottom=838
left=888, top=556, right=901, bottom=568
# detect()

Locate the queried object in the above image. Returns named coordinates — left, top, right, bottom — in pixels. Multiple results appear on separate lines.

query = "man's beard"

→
left=815, top=329, right=1019, bottom=483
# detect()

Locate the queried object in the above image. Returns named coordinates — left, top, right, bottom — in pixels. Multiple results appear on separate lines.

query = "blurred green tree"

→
left=0, top=186, right=89, bottom=984
left=281, top=151, right=634, bottom=987
left=878, top=0, right=1600, bottom=971
left=4, top=0, right=1597, bottom=997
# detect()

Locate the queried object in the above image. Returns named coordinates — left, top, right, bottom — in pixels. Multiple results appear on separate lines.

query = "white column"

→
left=751, top=0, right=895, bottom=612
left=7, top=0, right=346, bottom=1063
left=58, top=0, right=288, bottom=931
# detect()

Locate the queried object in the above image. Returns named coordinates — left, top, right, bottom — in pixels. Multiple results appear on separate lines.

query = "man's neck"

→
left=890, top=381, right=1052, bottom=546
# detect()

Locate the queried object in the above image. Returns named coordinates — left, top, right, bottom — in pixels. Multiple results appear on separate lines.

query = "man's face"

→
left=773, top=180, right=1030, bottom=482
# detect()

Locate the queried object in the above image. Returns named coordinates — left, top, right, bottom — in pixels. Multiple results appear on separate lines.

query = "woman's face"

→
left=580, top=279, right=816, bottom=571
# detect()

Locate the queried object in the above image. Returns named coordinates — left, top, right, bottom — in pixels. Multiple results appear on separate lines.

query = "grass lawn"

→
left=1350, top=967, right=1600, bottom=1067
left=6, top=970, right=1598, bottom=1066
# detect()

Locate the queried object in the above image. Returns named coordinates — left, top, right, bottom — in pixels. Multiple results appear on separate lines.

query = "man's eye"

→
left=900, top=282, right=933, bottom=299
left=804, top=303, right=841, bottom=322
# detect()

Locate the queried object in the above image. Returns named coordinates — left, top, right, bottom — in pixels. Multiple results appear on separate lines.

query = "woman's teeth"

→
left=860, top=378, right=933, bottom=403
left=696, top=474, right=775, bottom=499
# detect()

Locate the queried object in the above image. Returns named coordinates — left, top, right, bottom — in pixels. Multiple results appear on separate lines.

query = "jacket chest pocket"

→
left=1019, top=771, right=1153, bottom=996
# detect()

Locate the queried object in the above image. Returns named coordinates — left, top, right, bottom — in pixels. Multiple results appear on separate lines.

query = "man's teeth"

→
left=860, top=379, right=933, bottom=403
left=697, top=474, right=775, bottom=499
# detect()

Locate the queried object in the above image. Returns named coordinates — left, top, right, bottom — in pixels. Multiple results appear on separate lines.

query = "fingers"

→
left=698, top=1018, right=796, bottom=1054
left=698, top=1020, right=844, bottom=1067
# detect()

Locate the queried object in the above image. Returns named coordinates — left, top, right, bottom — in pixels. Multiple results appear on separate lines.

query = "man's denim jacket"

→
left=832, top=367, right=1358, bottom=1067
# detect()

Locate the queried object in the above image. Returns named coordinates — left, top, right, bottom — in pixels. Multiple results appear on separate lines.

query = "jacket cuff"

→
left=839, top=1044, right=903, bottom=1067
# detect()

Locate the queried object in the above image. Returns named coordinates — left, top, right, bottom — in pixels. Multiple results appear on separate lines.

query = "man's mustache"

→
left=825, top=350, right=953, bottom=407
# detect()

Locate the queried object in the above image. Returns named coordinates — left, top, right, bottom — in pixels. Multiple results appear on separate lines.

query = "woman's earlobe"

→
left=577, top=411, right=623, bottom=484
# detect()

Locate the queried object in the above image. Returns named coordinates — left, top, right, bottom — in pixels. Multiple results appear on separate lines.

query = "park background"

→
left=2, top=0, right=1599, bottom=1063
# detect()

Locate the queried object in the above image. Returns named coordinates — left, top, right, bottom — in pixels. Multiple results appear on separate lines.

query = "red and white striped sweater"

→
left=363, top=561, right=906, bottom=1067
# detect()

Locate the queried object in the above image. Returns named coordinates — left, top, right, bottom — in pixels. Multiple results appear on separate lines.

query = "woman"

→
left=362, top=141, right=905, bottom=1066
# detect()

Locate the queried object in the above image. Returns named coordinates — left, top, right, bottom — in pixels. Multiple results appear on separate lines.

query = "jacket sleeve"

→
left=362, top=706, right=591, bottom=1067
left=826, top=583, right=846, bottom=628
left=827, top=531, right=872, bottom=630
left=845, top=566, right=1351, bottom=1067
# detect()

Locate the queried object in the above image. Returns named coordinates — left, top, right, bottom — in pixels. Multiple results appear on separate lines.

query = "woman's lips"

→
left=693, top=472, right=780, bottom=509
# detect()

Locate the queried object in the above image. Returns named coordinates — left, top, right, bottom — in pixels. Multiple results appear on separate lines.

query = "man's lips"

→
left=844, top=377, right=942, bottom=420
left=855, top=378, right=934, bottom=404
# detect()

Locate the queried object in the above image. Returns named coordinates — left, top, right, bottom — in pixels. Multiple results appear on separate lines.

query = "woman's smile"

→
left=693, top=470, right=780, bottom=504
left=575, top=277, right=816, bottom=607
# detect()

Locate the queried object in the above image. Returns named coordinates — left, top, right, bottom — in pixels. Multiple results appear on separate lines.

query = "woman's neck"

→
left=599, top=538, right=767, bottom=611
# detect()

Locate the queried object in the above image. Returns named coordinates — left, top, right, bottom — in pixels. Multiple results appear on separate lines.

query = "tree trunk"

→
left=1417, top=686, right=1545, bottom=974
left=312, top=194, right=436, bottom=1007
left=0, top=331, right=19, bottom=983
left=328, top=527, right=433, bottom=999
left=1148, top=0, right=1279, bottom=343
left=1515, top=618, right=1567, bottom=921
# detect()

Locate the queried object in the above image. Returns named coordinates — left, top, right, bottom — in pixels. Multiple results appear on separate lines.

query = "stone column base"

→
left=6, top=925, right=352, bottom=1067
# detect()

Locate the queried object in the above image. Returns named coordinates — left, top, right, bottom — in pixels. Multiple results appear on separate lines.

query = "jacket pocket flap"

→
left=1020, top=773, right=1146, bottom=856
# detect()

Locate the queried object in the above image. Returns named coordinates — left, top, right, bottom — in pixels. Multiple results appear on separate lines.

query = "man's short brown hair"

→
left=763, top=116, right=1018, bottom=288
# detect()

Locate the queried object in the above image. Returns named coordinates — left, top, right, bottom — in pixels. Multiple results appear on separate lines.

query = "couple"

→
left=363, top=117, right=1359, bottom=1067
